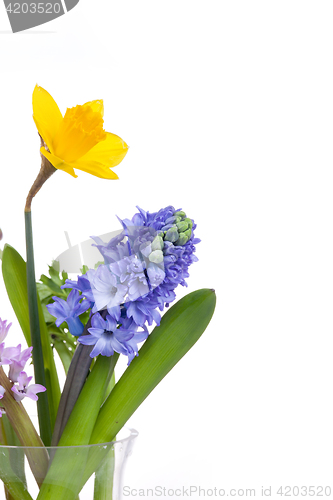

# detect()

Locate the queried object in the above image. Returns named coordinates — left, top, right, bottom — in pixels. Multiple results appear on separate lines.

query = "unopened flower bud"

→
left=175, top=233, right=188, bottom=246
left=176, top=220, right=189, bottom=233
left=0, top=229, right=2, bottom=241
left=184, top=218, right=193, bottom=229
left=165, top=226, right=179, bottom=243
left=149, top=250, right=164, bottom=264
left=173, top=210, right=186, bottom=218
left=151, top=235, right=164, bottom=251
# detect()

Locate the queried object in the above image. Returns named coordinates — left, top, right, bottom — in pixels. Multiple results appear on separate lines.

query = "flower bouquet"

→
left=0, top=86, right=216, bottom=499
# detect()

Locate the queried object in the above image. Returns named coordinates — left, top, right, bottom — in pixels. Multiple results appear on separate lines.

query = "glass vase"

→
left=0, top=428, right=138, bottom=500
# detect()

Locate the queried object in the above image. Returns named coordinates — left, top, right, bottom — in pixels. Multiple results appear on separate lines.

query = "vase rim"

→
left=0, top=427, right=138, bottom=450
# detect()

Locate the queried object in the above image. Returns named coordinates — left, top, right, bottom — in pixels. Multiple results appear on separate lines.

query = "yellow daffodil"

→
left=32, top=85, right=128, bottom=179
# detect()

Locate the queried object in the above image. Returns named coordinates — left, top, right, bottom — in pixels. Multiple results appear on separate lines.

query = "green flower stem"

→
left=0, top=367, right=49, bottom=487
left=24, top=210, right=52, bottom=447
left=37, top=354, right=119, bottom=500
left=1, top=414, right=27, bottom=487
left=93, top=446, right=115, bottom=500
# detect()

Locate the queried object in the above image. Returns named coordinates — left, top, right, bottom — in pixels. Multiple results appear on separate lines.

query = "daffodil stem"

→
left=24, top=210, right=52, bottom=447
left=25, top=137, right=56, bottom=212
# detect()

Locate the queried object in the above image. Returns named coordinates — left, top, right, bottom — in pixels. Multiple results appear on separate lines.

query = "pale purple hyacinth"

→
left=0, top=343, right=21, bottom=367
left=110, top=255, right=149, bottom=302
left=87, top=266, right=128, bottom=313
left=11, top=371, right=46, bottom=402
left=0, top=319, right=12, bottom=343
left=8, top=345, right=33, bottom=383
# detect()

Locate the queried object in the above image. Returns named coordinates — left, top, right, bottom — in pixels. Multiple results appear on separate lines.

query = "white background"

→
left=1, top=1, right=333, bottom=498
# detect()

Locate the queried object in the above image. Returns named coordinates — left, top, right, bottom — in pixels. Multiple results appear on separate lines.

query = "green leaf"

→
left=36, top=283, right=54, bottom=302
left=48, top=263, right=64, bottom=286
left=93, top=447, right=115, bottom=500
left=40, top=275, right=66, bottom=297
left=1, top=244, right=61, bottom=433
left=93, top=372, right=116, bottom=499
left=1, top=245, right=31, bottom=345
left=91, top=288, right=216, bottom=444
left=53, top=340, right=73, bottom=374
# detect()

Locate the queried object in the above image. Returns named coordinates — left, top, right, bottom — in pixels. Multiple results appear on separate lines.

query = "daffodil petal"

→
left=40, top=147, right=78, bottom=178
left=70, top=158, right=119, bottom=179
left=32, top=86, right=63, bottom=153
left=84, top=99, right=104, bottom=117
left=79, top=132, right=129, bottom=168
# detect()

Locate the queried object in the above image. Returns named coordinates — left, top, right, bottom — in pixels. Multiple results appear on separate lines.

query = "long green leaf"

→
left=1, top=244, right=61, bottom=434
left=93, top=371, right=116, bottom=499
left=1, top=245, right=30, bottom=345
left=92, top=288, right=216, bottom=444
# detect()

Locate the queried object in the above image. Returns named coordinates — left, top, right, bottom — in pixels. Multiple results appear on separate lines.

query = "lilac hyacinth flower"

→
left=110, top=255, right=149, bottom=302
left=0, top=343, right=21, bottom=367
left=46, top=289, right=91, bottom=336
left=87, top=265, right=128, bottom=313
left=0, top=318, right=12, bottom=343
left=8, top=345, right=33, bottom=383
left=78, top=312, right=148, bottom=363
left=11, top=371, right=46, bottom=402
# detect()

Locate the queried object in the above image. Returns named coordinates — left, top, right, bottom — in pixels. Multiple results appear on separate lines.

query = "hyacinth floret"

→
left=51, top=205, right=199, bottom=364
left=78, top=310, right=148, bottom=363
left=0, top=319, right=12, bottom=344
left=46, top=289, right=91, bottom=336
left=8, top=345, right=34, bottom=383
left=0, top=317, right=47, bottom=416
left=11, top=371, right=47, bottom=402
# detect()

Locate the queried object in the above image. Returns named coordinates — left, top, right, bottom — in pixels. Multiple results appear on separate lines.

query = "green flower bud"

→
left=175, top=233, right=188, bottom=246
left=151, top=235, right=164, bottom=251
left=165, top=226, right=179, bottom=243
left=176, top=220, right=189, bottom=233
left=184, top=228, right=192, bottom=239
left=173, top=210, right=186, bottom=218
left=184, top=218, right=193, bottom=229
left=149, top=250, right=164, bottom=264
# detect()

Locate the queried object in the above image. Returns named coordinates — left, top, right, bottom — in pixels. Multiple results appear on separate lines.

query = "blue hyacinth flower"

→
left=46, top=289, right=91, bottom=336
